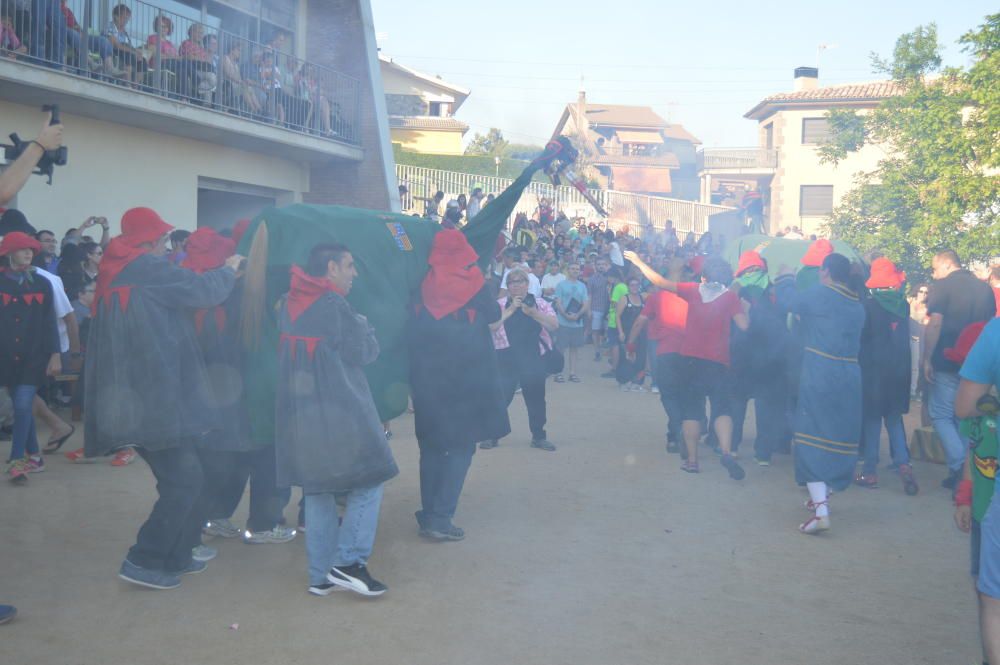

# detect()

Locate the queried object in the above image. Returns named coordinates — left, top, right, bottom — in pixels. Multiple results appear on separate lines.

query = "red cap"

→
left=688, top=255, right=705, bottom=277
left=231, top=218, right=252, bottom=247
left=0, top=231, right=41, bottom=256
left=943, top=321, right=987, bottom=365
left=120, top=207, right=174, bottom=246
left=736, top=250, right=767, bottom=277
left=428, top=229, right=479, bottom=268
left=865, top=257, right=906, bottom=290
left=181, top=227, right=235, bottom=274
left=801, top=239, right=834, bottom=267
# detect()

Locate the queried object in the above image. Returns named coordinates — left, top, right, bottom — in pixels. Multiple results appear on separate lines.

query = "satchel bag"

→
left=541, top=336, right=564, bottom=375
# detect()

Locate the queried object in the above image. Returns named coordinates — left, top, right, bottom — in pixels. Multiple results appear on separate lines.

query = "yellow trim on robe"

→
left=795, top=438, right=858, bottom=455
left=805, top=347, right=858, bottom=363
left=795, top=432, right=859, bottom=448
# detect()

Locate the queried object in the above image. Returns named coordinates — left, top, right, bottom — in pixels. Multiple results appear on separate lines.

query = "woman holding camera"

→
left=486, top=268, right=559, bottom=451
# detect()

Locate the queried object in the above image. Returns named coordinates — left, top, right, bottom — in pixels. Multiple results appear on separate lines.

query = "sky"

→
left=370, top=0, right=996, bottom=149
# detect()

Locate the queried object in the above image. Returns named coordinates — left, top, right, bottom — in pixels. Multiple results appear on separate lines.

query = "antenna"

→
left=816, top=43, right=838, bottom=69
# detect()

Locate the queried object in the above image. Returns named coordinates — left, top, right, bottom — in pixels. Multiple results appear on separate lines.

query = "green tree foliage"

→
left=464, top=127, right=509, bottom=158
left=820, top=15, right=1000, bottom=277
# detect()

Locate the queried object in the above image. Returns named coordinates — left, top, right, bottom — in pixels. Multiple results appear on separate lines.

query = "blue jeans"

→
left=304, top=485, right=383, bottom=586
left=29, top=0, right=66, bottom=66
left=8, top=385, right=39, bottom=461
left=861, top=412, right=910, bottom=474
left=417, top=444, right=475, bottom=532
left=65, top=29, right=113, bottom=63
left=929, top=371, right=966, bottom=471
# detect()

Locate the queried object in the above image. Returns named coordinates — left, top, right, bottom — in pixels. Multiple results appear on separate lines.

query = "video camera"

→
left=2, top=104, right=68, bottom=185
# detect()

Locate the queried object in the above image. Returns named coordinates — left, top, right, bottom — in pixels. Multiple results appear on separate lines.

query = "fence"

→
left=699, top=148, right=778, bottom=170
left=395, top=164, right=733, bottom=236
left=0, top=0, right=361, bottom=145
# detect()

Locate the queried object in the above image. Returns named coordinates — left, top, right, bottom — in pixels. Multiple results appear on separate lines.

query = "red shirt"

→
left=994, top=286, right=1000, bottom=318
left=675, top=282, right=742, bottom=366
left=641, top=290, right=687, bottom=355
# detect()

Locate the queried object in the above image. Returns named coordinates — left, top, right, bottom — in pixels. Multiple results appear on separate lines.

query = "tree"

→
left=464, top=128, right=509, bottom=159
left=819, top=15, right=1000, bottom=278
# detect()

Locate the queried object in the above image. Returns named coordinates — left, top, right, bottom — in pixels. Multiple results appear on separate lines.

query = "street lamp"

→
left=494, top=155, right=501, bottom=177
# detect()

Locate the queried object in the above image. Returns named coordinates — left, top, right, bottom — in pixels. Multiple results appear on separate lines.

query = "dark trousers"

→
left=129, top=446, right=205, bottom=572
left=417, top=442, right=475, bottom=531
left=199, top=446, right=290, bottom=532
left=654, top=353, right=683, bottom=443
left=498, top=349, right=547, bottom=440
left=731, top=376, right=788, bottom=460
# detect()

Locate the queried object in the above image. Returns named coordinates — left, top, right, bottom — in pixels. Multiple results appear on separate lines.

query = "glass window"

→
left=801, top=118, right=832, bottom=145
left=799, top=185, right=834, bottom=216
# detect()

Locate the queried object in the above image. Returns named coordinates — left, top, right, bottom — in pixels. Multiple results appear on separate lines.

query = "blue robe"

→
left=777, top=279, right=865, bottom=490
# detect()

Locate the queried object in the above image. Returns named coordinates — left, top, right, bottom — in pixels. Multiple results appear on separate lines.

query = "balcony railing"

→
left=0, top=0, right=361, bottom=145
left=700, top=148, right=778, bottom=170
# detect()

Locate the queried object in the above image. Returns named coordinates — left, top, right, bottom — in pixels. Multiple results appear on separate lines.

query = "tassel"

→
left=240, top=222, right=269, bottom=351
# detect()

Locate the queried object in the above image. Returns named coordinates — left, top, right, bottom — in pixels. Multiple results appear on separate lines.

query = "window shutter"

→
left=801, top=118, right=832, bottom=145
left=800, top=186, right=834, bottom=216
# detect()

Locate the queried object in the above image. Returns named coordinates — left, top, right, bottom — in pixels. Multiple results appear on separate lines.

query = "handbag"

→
left=541, top=336, right=564, bottom=375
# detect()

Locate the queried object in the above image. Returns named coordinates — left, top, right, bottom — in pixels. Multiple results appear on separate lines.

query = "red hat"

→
left=231, top=218, right=252, bottom=247
left=0, top=231, right=41, bottom=256
left=801, top=239, right=834, bottom=267
left=944, top=321, right=987, bottom=365
left=688, top=255, right=705, bottom=277
left=120, top=207, right=174, bottom=246
left=428, top=229, right=479, bottom=268
left=865, top=257, right=906, bottom=290
left=181, top=227, right=235, bottom=274
left=736, top=250, right=767, bottom=277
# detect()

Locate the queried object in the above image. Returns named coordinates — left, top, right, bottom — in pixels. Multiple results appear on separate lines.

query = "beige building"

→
left=1, top=0, right=398, bottom=239
left=699, top=67, right=902, bottom=235
left=381, top=54, right=469, bottom=156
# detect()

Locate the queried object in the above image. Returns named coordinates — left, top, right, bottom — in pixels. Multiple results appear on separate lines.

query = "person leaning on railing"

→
left=179, top=23, right=216, bottom=103
left=61, top=0, right=119, bottom=77
left=220, top=41, right=262, bottom=116
left=104, top=3, right=147, bottom=86
left=0, top=11, right=28, bottom=58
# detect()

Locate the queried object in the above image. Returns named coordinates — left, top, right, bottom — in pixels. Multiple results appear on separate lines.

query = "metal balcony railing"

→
left=0, top=0, right=361, bottom=145
left=700, top=148, right=778, bottom=170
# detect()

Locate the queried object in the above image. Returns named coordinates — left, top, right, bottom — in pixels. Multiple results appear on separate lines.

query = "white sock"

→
left=807, top=482, right=829, bottom=517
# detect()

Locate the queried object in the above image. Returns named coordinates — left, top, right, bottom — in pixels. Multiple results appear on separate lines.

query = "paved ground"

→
left=3, top=355, right=981, bottom=665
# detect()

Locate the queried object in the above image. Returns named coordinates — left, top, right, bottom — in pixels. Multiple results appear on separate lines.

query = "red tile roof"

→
left=389, top=116, right=469, bottom=132
left=745, top=80, right=905, bottom=118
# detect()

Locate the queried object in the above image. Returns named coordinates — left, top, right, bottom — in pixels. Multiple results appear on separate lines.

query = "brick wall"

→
left=304, top=0, right=392, bottom=210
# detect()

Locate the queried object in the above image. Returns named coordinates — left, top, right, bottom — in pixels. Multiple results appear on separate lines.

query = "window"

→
left=801, top=118, right=831, bottom=145
left=800, top=185, right=834, bottom=216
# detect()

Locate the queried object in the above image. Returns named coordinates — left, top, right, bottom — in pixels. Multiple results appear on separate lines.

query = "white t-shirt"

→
left=36, top=268, right=73, bottom=353
left=608, top=241, right=625, bottom=267
left=466, top=197, right=482, bottom=220
left=500, top=267, right=542, bottom=298
left=541, top=272, right=565, bottom=295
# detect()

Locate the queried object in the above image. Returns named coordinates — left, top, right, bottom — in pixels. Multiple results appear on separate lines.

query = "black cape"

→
left=859, top=297, right=911, bottom=417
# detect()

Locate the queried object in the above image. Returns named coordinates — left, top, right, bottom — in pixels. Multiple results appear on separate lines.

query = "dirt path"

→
left=2, top=356, right=979, bottom=664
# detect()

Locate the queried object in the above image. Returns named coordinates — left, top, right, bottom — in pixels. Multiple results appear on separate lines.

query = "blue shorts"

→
left=977, top=497, right=1000, bottom=598
left=591, top=310, right=607, bottom=332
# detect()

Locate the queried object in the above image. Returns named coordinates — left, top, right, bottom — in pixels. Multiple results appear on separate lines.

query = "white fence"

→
left=395, top=164, right=733, bottom=236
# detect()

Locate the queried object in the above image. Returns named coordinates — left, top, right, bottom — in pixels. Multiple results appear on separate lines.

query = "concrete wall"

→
left=764, top=107, right=882, bottom=236
left=2, top=100, right=308, bottom=238
left=390, top=128, right=464, bottom=156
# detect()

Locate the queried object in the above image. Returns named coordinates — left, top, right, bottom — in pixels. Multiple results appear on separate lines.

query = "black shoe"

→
left=327, top=564, right=387, bottom=597
left=666, top=439, right=679, bottom=454
left=479, top=439, right=498, bottom=449
left=941, top=470, right=960, bottom=490
left=530, top=438, right=556, bottom=451
left=721, top=454, right=745, bottom=480
left=420, top=524, right=466, bottom=541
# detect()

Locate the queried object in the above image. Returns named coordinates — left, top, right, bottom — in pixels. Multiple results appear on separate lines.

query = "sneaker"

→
left=327, top=564, right=387, bottom=597
left=0, top=604, right=16, bottom=625
left=666, top=439, right=679, bottom=454
left=192, top=545, right=218, bottom=562
left=941, top=469, right=960, bottom=490
left=854, top=472, right=878, bottom=489
left=680, top=460, right=700, bottom=473
left=173, top=559, right=208, bottom=575
left=244, top=525, right=297, bottom=544
left=64, top=448, right=98, bottom=463
left=308, top=582, right=343, bottom=596
left=594, top=350, right=601, bottom=361
left=651, top=385, right=660, bottom=394
left=26, top=454, right=45, bottom=473
left=631, top=384, right=647, bottom=393
left=899, top=463, right=919, bottom=496
left=479, top=439, right=498, bottom=450
left=419, top=524, right=465, bottom=541
left=118, top=559, right=181, bottom=590
left=754, top=456, right=771, bottom=467
left=5, top=459, right=29, bottom=484
left=530, top=438, right=556, bottom=451
left=721, top=454, right=745, bottom=480
left=203, top=519, right=241, bottom=539
left=600, top=371, right=615, bottom=378
left=553, top=374, right=565, bottom=383
left=619, top=384, right=631, bottom=392
left=799, top=514, right=831, bottom=534
left=111, top=448, right=137, bottom=466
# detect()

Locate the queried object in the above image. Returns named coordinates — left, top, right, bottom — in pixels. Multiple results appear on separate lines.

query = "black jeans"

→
left=730, top=375, right=789, bottom=460
left=199, top=445, right=290, bottom=532
left=417, top=442, right=475, bottom=531
left=654, top=353, right=683, bottom=443
left=129, top=446, right=205, bottom=572
left=498, top=348, right=547, bottom=440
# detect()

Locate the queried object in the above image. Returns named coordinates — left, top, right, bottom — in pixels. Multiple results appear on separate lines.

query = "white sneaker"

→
left=192, top=544, right=218, bottom=561
left=651, top=386, right=660, bottom=394
left=244, top=526, right=297, bottom=544
left=203, top=518, right=241, bottom=539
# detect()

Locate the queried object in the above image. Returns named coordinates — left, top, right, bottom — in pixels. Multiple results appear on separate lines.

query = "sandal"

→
left=43, top=425, right=75, bottom=454
left=569, top=374, right=581, bottom=383
left=553, top=374, right=565, bottom=383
